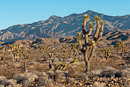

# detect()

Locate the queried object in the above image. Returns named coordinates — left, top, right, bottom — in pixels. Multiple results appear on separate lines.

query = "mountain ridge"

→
left=0, top=10, right=130, bottom=42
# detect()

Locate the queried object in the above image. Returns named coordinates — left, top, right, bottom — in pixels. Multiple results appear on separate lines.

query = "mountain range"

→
left=0, top=10, right=130, bottom=42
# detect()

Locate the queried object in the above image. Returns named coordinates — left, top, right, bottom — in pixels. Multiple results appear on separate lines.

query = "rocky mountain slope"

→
left=1, top=30, right=130, bottom=49
left=0, top=10, right=130, bottom=42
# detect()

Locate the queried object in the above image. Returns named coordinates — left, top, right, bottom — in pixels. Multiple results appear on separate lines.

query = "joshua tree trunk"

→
left=24, top=60, right=27, bottom=72
left=121, top=46, right=125, bottom=56
left=48, top=52, right=54, bottom=70
left=84, top=44, right=96, bottom=73
left=86, top=60, right=90, bottom=72
left=83, top=51, right=90, bottom=72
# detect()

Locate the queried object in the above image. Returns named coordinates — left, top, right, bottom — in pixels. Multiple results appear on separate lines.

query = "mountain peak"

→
left=87, top=10, right=95, bottom=13
left=83, top=10, right=97, bottom=14
left=82, top=10, right=105, bottom=17
left=49, top=15, right=59, bottom=19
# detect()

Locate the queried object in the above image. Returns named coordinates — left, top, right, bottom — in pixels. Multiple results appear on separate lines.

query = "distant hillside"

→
left=0, top=10, right=130, bottom=42
left=1, top=30, right=130, bottom=49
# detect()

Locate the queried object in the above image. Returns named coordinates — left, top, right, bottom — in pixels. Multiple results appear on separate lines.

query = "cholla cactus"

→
left=104, top=47, right=111, bottom=60
left=79, top=14, right=104, bottom=73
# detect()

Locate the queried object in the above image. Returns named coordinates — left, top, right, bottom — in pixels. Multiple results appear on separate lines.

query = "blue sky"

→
left=0, top=0, right=130, bottom=30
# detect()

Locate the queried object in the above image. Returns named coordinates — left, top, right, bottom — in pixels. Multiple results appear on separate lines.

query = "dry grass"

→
left=0, top=41, right=129, bottom=87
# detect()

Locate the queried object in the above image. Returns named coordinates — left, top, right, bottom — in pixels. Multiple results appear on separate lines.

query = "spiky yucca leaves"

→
left=82, top=14, right=91, bottom=35
left=83, top=14, right=90, bottom=22
left=104, top=47, right=111, bottom=60
left=79, top=14, right=104, bottom=73
left=94, top=15, right=101, bottom=22
left=88, top=22, right=93, bottom=28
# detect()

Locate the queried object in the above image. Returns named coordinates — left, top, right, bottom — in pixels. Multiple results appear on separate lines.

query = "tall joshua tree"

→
left=77, top=14, right=104, bottom=73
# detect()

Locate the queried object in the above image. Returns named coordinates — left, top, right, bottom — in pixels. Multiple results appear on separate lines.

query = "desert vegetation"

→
left=0, top=14, right=130, bottom=87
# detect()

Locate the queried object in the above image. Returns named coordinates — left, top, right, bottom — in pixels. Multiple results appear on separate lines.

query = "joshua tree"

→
left=116, top=40, right=126, bottom=56
left=0, top=48, right=5, bottom=61
left=61, top=45, right=67, bottom=60
left=39, top=45, right=47, bottom=53
left=76, top=32, right=83, bottom=49
left=70, top=43, right=78, bottom=63
left=48, top=52, right=53, bottom=70
left=104, top=47, right=111, bottom=60
left=78, top=14, right=104, bottom=73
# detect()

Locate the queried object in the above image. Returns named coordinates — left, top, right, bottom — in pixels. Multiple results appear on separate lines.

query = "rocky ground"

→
left=0, top=38, right=130, bottom=87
